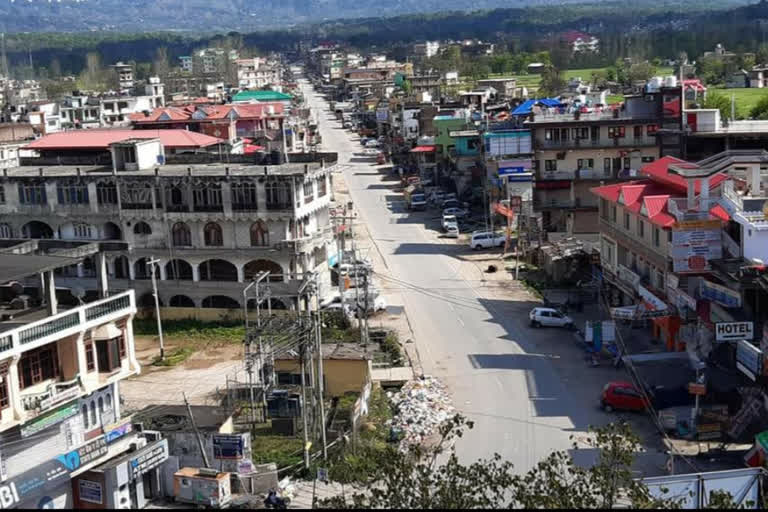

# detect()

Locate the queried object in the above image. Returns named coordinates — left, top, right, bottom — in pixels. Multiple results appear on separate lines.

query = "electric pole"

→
left=314, top=310, right=328, bottom=460
left=184, top=392, right=210, bottom=468
left=147, top=258, right=165, bottom=361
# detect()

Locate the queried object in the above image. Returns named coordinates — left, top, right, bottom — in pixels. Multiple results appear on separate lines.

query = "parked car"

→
left=343, top=121, right=352, bottom=129
left=444, top=224, right=459, bottom=238
left=443, top=207, right=468, bottom=218
left=365, top=139, right=380, bottom=148
left=469, top=231, right=505, bottom=249
left=362, top=148, right=379, bottom=156
left=351, top=295, right=388, bottom=318
left=442, top=214, right=458, bottom=231
left=528, top=307, right=574, bottom=329
left=442, top=198, right=462, bottom=209
left=601, top=381, right=650, bottom=413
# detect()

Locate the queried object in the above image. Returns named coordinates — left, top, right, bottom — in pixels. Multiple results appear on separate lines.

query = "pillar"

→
left=749, top=164, right=761, bottom=196
left=42, top=270, right=58, bottom=315
left=192, top=263, right=200, bottom=282
left=236, top=264, right=245, bottom=283
left=158, top=261, right=168, bottom=281
left=128, top=259, right=136, bottom=281
left=687, top=179, right=696, bottom=210
left=8, top=355, right=23, bottom=420
left=76, top=262, right=85, bottom=278
left=96, top=252, right=109, bottom=298
left=74, top=332, right=88, bottom=381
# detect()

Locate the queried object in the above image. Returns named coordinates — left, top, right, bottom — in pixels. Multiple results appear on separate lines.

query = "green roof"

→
left=232, top=90, right=293, bottom=102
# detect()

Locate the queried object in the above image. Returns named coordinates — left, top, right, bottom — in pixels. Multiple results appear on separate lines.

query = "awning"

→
left=410, top=145, right=436, bottom=153
left=244, top=144, right=266, bottom=154
left=710, top=204, right=730, bottom=221
left=92, top=322, right=122, bottom=340
left=511, top=98, right=563, bottom=116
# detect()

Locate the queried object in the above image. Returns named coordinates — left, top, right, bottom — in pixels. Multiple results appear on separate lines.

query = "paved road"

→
left=301, top=80, right=664, bottom=474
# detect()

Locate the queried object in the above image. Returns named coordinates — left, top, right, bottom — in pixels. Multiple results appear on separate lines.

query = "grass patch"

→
left=134, top=318, right=245, bottom=344
left=251, top=434, right=304, bottom=469
left=151, top=347, right=194, bottom=366
left=521, top=277, right=545, bottom=300
left=711, top=88, right=768, bottom=119
left=380, top=332, right=404, bottom=366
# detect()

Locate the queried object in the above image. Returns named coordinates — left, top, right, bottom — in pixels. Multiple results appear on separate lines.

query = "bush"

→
left=380, top=332, right=403, bottom=366
left=151, top=347, right=194, bottom=366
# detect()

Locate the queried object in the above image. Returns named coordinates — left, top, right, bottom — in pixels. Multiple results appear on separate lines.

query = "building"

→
left=59, top=94, right=102, bottom=130
left=0, top=253, right=142, bottom=509
left=179, top=56, right=193, bottom=73
left=23, top=101, right=62, bottom=135
left=476, top=78, right=517, bottom=101
left=525, top=86, right=683, bottom=235
left=110, top=62, right=135, bottom=93
left=236, top=58, right=280, bottom=90
left=0, top=123, right=35, bottom=168
left=231, top=90, right=293, bottom=105
left=0, top=141, right=339, bottom=311
left=749, top=66, right=768, bottom=88
left=560, top=31, right=600, bottom=54
left=413, top=41, right=440, bottom=59
left=274, top=343, right=373, bottom=397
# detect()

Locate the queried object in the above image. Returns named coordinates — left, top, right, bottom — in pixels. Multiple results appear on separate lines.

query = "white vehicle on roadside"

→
left=469, top=231, right=506, bottom=250
left=442, top=214, right=458, bottom=231
left=444, top=224, right=459, bottom=238
left=528, top=307, right=574, bottom=329
left=443, top=207, right=468, bottom=218
left=365, top=139, right=380, bottom=148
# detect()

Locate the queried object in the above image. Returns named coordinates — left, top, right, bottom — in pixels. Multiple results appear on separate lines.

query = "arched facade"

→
left=198, top=259, right=238, bottom=281
left=169, top=295, right=195, bottom=307
left=203, top=222, right=223, bottom=246
left=113, top=255, right=130, bottom=279
left=165, top=259, right=193, bottom=280
left=133, top=222, right=152, bottom=236
left=21, top=221, right=54, bottom=239
left=201, top=295, right=240, bottom=308
left=134, top=258, right=152, bottom=280
left=250, top=221, right=269, bottom=246
left=171, top=222, right=191, bottom=247
left=103, top=222, right=122, bottom=240
left=243, top=259, right=284, bottom=282
left=0, top=223, right=12, bottom=238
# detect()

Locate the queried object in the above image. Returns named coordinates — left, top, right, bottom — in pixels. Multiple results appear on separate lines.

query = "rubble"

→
left=388, top=375, right=455, bottom=449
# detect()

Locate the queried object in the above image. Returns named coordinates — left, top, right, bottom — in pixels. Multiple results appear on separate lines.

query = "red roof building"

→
left=129, top=103, right=286, bottom=141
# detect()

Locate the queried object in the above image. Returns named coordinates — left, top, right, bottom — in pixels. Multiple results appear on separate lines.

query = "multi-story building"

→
left=179, top=55, right=193, bottom=73
left=236, top=58, right=280, bottom=90
left=413, top=41, right=440, bottom=59
left=59, top=94, right=102, bottom=129
left=526, top=86, right=683, bottom=235
left=0, top=139, right=338, bottom=310
left=0, top=252, right=146, bottom=509
left=560, top=31, right=600, bottom=54
left=0, top=123, right=35, bottom=168
left=109, top=62, right=135, bottom=93
left=24, top=101, right=62, bottom=134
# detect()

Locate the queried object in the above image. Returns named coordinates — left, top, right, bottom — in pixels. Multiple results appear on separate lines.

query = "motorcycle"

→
left=264, top=491, right=290, bottom=510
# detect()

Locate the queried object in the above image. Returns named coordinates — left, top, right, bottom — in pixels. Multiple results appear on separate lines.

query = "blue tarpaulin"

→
left=511, top=98, right=563, bottom=116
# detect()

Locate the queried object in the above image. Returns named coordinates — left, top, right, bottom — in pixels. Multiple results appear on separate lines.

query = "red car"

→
left=601, top=381, right=650, bottom=413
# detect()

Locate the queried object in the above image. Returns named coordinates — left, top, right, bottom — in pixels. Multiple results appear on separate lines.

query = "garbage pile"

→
left=388, top=375, right=455, bottom=449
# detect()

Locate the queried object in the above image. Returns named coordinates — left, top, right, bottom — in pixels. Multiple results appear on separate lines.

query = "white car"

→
left=443, top=207, right=468, bottom=218
left=442, top=214, right=458, bottom=231
left=528, top=307, right=574, bottom=329
left=365, top=140, right=380, bottom=148
left=362, top=148, right=380, bottom=156
left=444, top=224, right=459, bottom=238
left=469, top=231, right=506, bottom=250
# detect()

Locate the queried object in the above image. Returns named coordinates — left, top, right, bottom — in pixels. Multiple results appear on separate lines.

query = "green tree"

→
left=402, top=79, right=412, bottom=96
left=749, top=95, right=768, bottom=120
left=318, top=417, right=688, bottom=509
left=538, top=65, right=565, bottom=97
left=757, top=43, right=768, bottom=66
left=703, top=91, right=736, bottom=121
left=627, top=61, right=658, bottom=84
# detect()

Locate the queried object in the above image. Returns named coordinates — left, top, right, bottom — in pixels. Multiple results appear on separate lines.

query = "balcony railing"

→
left=266, top=202, right=292, bottom=211
left=0, top=291, right=135, bottom=357
left=193, top=204, right=224, bottom=213
left=537, top=138, right=656, bottom=149
left=232, top=203, right=259, bottom=212
left=533, top=197, right=598, bottom=209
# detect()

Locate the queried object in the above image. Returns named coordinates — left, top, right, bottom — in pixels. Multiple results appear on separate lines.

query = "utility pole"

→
left=314, top=310, right=328, bottom=460
left=184, top=392, right=211, bottom=468
left=243, top=271, right=270, bottom=424
left=299, top=333, right=311, bottom=471
left=362, top=271, right=370, bottom=346
left=147, top=258, right=165, bottom=361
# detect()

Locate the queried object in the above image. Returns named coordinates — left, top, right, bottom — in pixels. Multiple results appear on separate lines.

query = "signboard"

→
left=610, top=306, right=637, bottom=319
left=715, top=322, right=754, bottom=342
left=129, top=439, right=169, bottom=480
left=485, top=132, right=532, bottom=157
left=677, top=290, right=697, bottom=311
left=21, top=402, right=80, bottom=438
left=700, top=280, right=741, bottom=308
left=104, top=420, right=133, bottom=444
left=213, top=434, right=245, bottom=460
left=638, top=285, right=667, bottom=311
left=585, top=321, right=616, bottom=343
left=375, top=108, right=388, bottom=122
left=498, top=166, right=526, bottom=176
left=667, top=274, right=679, bottom=290
left=78, top=480, right=103, bottom=504
left=736, top=340, right=762, bottom=381
left=671, top=221, right=722, bottom=273
left=237, top=459, right=256, bottom=475
left=317, top=467, right=329, bottom=483
left=509, top=196, right=522, bottom=209
left=39, top=387, right=81, bottom=411
left=616, top=264, right=640, bottom=290
left=673, top=219, right=722, bottom=230
left=697, top=423, right=722, bottom=441
left=688, top=382, right=706, bottom=395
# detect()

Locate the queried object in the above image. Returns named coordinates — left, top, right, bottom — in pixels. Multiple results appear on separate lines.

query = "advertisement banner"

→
left=78, top=480, right=103, bottom=504
left=104, top=420, right=133, bottom=444
left=21, top=402, right=80, bottom=438
left=736, top=340, right=762, bottom=381
left=700, top=280, right=741, bottom=308
left=213, top=434, right=245, bottom=460
left=129, top=439, right=169, bottom=480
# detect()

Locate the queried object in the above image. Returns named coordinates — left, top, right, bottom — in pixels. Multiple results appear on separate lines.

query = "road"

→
left=300, top=80, right=664, bottom=474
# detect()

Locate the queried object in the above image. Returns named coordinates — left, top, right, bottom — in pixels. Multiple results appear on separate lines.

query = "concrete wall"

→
left=274, top=358, right=371, bottom=397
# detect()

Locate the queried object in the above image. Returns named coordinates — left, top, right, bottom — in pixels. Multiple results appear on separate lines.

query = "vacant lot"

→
left=712, top=87, right=768, bottom=119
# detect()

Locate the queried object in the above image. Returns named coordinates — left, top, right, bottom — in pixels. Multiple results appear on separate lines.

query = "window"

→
left=96, top=182, right=117, bottom=204
left=86, top=342, right=95, bottom=371
left=57, top=181, right=90, bottom=205
left=98, top=397, right=104, bottom=413
left=303, top=180, right=314, bottom=203
left=544, top=160, right=557, bottom=172
left=608, top=126, right=626, bottom=138
left=623, top=157, right=631, bottom=169
left=560, top=128, right=569, bottom=141
left=544, top=128, right=560, bottom=142
left=89, top=401, right=96, bottom=425
left=624, top=213, right=630, bottom=230
left=19, top=344, right=60, bottom=389
left=633, top=126, right=643, bottom=139
left=611, top=206, right=617, bottom=222
left=668, top=230, right=673, bottom=242
left=81, top=404, right=89, bottom=428
left=577, top=158, right=594, bottom=170
left=96, top=337, right=122, bottom=373
left=74, top=223, right=93, bottom=239
left=106, top=393, right=112, bottom=409
left=604, top=158, right=612, bottom=172
left=250, top=221, right=269, bottom=246
left=119, top=336, right=126, bottom=358
left=0, top=223, right=11, bottom=239
left=647, top=124, right=659, bottom=136
left=317, top=177, right=327, bottom=197
left=0, top=367, right=8, bottom=410
left=133, top=222, right=152, bottom=235
left=575, top=127, right=589, bottom=139
left=590, top=126, right=600, bottom=141
left=193, top=183, right=223, bottom=211
left=172, top=222, right=191, bottom=247
left=203, top=222, right=223, bottom=246
left=653, top=227, right=660, bottom=247
left=641, top=156, right=655, bottom=163
left=266, top=181, right=292, bottom=210
left=638, top=220, right=645, bottom=238
left=18, top=182, right=47, bottom=205
left=231, top=182, right=258, bottom=210
left=0, top=185, right=5, bottom=204
left=166, top=186, right=185, bottom=208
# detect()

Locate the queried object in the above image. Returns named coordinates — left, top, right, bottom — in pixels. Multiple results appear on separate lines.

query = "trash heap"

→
left=388, top=375, right=455, bottom=449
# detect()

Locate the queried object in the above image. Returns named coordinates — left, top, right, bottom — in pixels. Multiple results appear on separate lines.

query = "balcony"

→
left=531, top=111, right=653, bottom=123
left=0, top=291, right=135, bottom=359
left=20, top=374, right=83, bottom=418
left=232, top=203, right=259, bottom=212
left=193, top=204, right=224, bottom=213
left=536, top=137, right=657, bottom=150
left=266, top=201, right=293, bottom=211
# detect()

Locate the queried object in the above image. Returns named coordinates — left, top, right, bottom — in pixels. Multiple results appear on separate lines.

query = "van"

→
left=469, top=231, right=506, bottom=250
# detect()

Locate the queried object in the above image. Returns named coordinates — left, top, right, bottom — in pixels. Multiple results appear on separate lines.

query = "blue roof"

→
left=511, top=98, right=563, bottom=116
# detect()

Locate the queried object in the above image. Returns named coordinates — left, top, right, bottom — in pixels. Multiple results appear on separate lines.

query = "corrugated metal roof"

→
left=24, top=129, right=224, bottom=150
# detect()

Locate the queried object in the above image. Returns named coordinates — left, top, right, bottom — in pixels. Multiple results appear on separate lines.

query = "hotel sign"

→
left=715, top=322, right=754, bottom=342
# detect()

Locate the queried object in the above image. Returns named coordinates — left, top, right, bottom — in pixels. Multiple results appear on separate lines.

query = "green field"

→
left=711, top=88, right=768, bottom=119
left=499, top=66, right=675, bottom=93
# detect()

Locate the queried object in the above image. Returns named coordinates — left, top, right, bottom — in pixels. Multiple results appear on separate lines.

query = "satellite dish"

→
left=72, top=287, right=86, bottom=304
